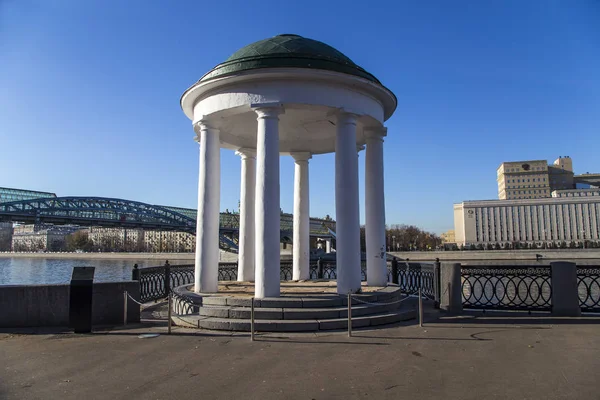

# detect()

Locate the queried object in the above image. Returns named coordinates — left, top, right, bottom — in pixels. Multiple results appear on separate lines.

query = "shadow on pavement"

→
left=252, top=336, right=389, bottom=346
left=426, top=311, right=600, bottom=326
left=352, top=334, right=491, bottom=341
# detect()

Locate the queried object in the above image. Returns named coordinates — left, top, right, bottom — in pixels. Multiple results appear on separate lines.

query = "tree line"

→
left=359, top=224, right=442, bottom=252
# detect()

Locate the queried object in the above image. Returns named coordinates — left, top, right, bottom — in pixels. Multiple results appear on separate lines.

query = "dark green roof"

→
left=200, top=34, right=381, bottom=84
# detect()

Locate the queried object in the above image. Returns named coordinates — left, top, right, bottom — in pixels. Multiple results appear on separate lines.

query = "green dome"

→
left=200, top=34, right=381, bottom=84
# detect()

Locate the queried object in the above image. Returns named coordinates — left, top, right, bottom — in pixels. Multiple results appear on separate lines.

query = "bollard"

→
left=317, top=258, right=323, bottom=279
left=550, top=261, right=581, bottom=316
left=440, top=263, right=463, bottom=314
left=347, top=292, right=352, bottom=337
left=418, top=286, right=423, bottom=328
left=131, top=264, right=140, bottom=281
left=168, top=293, right=172, bottom=334
left=123, top=291, right=128, bottom=326
left=251, top=297, right=255, bottom=342
left=391, top=257, right=399, bottom=284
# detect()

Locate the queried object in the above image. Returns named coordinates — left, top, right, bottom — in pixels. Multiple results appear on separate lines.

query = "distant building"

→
left=143, top=230, right=195, bottom=253
left=496, top=156, right=579, bottom=200
left=0, top=187, right=56, bottom=203
left=11, top=224, right=80, bottom=252
left=454, top=191, right=600, bottom=246
left=440, top=230, right=455, bottom=244
left=88, top=227, right=145, bottom=252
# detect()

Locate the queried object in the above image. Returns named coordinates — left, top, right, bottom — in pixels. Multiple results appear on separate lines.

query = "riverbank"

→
left=0, top=252, right=194, bottom=260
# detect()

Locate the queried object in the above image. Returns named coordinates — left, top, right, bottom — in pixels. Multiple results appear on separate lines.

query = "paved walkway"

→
left=1, top=309, right=599, bottom=400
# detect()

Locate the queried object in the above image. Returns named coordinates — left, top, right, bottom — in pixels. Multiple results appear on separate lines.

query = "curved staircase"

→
left=172, top=284, right=416, bottom=332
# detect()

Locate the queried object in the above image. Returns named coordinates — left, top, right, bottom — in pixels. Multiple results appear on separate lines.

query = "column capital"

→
left=334, top=109, right=360, bottom=126
left=235, top=148, right=256, bottom=159
left=193, top=119, right=219, bottom=142
left=251, top=103, right=285, bottom=119
left=290, top=152, right=312, bottom=162
left=364, top=126, right=387, bottom=142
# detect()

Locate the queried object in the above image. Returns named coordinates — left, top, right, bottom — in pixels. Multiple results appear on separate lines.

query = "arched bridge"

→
left=0, top=196, right=336, bottom=253
left=0, top=197, right=197, bottom=233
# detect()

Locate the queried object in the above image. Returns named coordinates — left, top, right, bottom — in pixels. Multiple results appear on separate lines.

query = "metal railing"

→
left=461, top=266, right=552, bottom=311
left=171, top=290, right=197, bottom=315
left=134, top=262, right=195, bottom=303
left=388, top=260, right=437, bottom=300
left=577, top=266, right=600, bottom=313
left=135, top=258, right=439, bottom=304
left=218, top=262, right=238, bottom=281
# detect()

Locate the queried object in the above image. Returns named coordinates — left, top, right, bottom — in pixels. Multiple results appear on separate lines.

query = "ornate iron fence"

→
left=171, top=290, right=197, bottom=315
left=280, top=262, right=293, bottom=280
left=137, top=265, right=169, bottom=303
left=387, top=261, right=437, bottom=299
left=461, top=266, right=552, bottom=311
left=577, top=266, right=600, bottom=313
left=218, top=263, right=238, bottom=281
left=388, top=261, right=437, bottom=300
left=137, top=259, right=437, bottom=303
left=170, top=264, right=194, bottom=288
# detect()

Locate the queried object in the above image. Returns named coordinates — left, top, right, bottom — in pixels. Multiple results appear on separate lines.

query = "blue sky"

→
left=1, top=1, right=598, bottom=234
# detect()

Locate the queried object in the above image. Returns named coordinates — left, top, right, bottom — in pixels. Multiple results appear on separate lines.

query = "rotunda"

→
left=180, top=34, right=397, bottom=298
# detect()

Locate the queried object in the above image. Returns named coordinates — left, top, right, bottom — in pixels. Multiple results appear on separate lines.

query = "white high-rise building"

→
left=454, top=191, right=600, bottom=246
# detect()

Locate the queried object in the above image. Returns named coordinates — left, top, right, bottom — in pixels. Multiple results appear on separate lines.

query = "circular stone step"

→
left=172, top=310, right=416, bottom=332
left=171, top=281, right=416, bottom=332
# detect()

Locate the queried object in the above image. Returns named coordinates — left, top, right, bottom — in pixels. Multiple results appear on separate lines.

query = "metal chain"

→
left=126, top=292, right=145, bottom=306
left=344, top=294, right=415, bottom=307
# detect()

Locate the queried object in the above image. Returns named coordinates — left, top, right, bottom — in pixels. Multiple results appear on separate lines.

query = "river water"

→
left=2, top=256, right=599, bottom=286
left=0, top=257, right=174, bottom=285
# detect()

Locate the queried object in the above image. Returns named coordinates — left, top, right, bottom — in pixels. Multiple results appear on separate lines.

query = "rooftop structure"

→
left=496, top=156, right=598, bottom=200
left=0, top=187, right=56, bottom=203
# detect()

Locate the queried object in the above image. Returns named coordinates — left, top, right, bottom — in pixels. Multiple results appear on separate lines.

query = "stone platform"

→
left=171, top=281, right=416, bottom=332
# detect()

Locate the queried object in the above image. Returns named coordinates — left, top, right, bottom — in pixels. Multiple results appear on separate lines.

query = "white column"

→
left=253, top=105, right=283, bottom=298
left=193, top=121, right=220, bottom=293
left=291, top=152, right=312, bottom=280
left=325, top=239, right=332, bottom=253
left=235, top=148, right=256, bottom=282
left=365, top=128, right=388, bottom=287
left=335, top=112, right=362, bottom=294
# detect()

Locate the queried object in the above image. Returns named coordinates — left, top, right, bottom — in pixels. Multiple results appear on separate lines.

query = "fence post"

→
left=391, top=257, right=399, bottom=284
left=317, top=257, right=323, bottom=279
left=131, top=264, right=140, bottom=281
left=433, top=258, right=441, bottom=309
left=164, top=260, right=171, bottom=297
left=440, top=262, right=463, bottom=314
left=550, top=261, right=581, bottom=317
